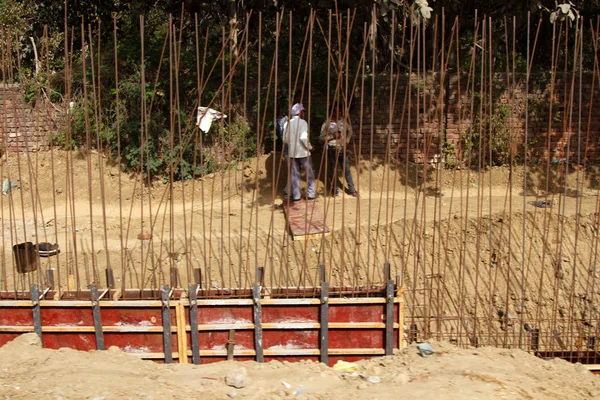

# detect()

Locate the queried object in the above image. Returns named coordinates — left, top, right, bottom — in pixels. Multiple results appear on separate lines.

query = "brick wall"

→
left=0, top=84, right=59, bottom=152
left=358, top=72, right=600, bottom=164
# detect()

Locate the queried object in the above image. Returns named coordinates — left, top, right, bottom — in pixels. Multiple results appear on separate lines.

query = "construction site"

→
left=1, top=2, right=600, bottom=398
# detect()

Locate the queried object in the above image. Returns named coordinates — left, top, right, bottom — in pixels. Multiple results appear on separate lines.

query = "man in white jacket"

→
left=283, top=103, right=315, bottom=201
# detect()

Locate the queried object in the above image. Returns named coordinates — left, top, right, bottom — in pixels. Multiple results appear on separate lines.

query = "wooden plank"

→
left=1, top=297, right=402, bottom=307
left=126, top=352, right=181, bottom=359
left=179, top=348, right=386, bottom=357
left=112, top=288, right=122, bottom=301
left=282, top=199, right=329, bottom=240
left=0, top=297, right=402, bottom=308
left=0, top=322, right=399, bottom=333
left=253, top=284, right=264, bottom=362
left=161, top=285, right=173, bottom=364
left=328, top=348, right=385, bottom=355
left=90, top=285, right=105, bottom=350
left=176, top=303, right=188, bottom=364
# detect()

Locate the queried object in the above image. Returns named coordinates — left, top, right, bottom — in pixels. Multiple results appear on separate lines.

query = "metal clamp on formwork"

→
left=30, top=284, right=42, bottom=340
left=384, top=262, right=395, bottom=356
left=319, top=265, right=329, bottom=365
left=90, top=285, right=105, bottom=350
left=252, top=283, right=264, bottom=362
left=161, top=284, right=173, bottom=364
left=188, top=283, right=200, bottom=365
left=385, top=279, right=395, bottom=355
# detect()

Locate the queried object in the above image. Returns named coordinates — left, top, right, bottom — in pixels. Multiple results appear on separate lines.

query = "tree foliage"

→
left=0, top=0, right=598, bottom=179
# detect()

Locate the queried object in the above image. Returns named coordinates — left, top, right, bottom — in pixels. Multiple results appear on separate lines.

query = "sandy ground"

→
left=1, top=333, right=599, bottom=400
left=2, top=150, right=600, bottom=348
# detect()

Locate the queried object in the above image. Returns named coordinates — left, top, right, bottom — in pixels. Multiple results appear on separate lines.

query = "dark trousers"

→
left=327, top=146, right=355, bottom=195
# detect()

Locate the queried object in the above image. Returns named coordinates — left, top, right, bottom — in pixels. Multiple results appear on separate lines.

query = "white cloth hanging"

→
left=196, top=106, right=227, bottom=133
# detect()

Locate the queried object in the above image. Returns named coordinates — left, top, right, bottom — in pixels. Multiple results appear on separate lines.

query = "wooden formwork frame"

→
left=0, top=286, right=405, bottom=365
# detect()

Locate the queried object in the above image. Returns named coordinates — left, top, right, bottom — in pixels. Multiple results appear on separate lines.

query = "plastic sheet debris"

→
left=196, top=106, right=227, bottom=133
left=2, top=179, right=18, bottom=195
left=529, top=200, right=553, bottom=208
left=282, top=381, right=292, bottom=389
left=333, top=360, right=358, bottom=373
left=367, top=376, right=381, bottom=383
left=417, top=343, right=435, bottom=357
left=292, top=386, right=306, bottom=396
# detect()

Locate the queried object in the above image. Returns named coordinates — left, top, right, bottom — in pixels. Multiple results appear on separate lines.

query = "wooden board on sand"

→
left=282, top=199, right=330, bottom=240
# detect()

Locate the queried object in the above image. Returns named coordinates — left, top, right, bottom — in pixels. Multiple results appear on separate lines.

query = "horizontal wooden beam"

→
left=182, top=348, right=387, bottom=357
left=0, top=297, right=402, bottom=308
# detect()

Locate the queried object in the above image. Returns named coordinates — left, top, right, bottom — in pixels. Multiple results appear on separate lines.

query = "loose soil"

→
left=1, top=333, right=599, bottom=399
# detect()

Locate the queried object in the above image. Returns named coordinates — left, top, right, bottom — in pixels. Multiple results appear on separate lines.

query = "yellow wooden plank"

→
left=176, top=303, right=188, bottom=364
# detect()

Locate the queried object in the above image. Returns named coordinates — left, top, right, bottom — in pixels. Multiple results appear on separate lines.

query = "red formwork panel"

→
left=41, top=307, right=95, bottom=326
left=101, top=308, right=164, bottom=327
left=196, top=305, right=253, bottom=324
left=0, top=308, right=32, bottom=326
left=0, top=308, right=34, bottom=347
left=0, top=295, right=403, bottom=365
left=199, top=357, right=255, bottom=364
left=262, top=305, right=319, bottom=323
left=104, top=332, right=167, bottom=353
left=194, top=304, right=255, bottom=354
left=0, top=333, right=21, bottom=347
left=100, top=307, right=170, bottom=353
left=263, top=330, right=320, bottom=350
left=43, top=333, right=97, bottom=351
left=266, top=356, right=320, bottom=363
left=262, top=304, right=320, bottom=352
left=198, top=330, right=255, bottom=351
left=329, top=304, right=387, bottom=323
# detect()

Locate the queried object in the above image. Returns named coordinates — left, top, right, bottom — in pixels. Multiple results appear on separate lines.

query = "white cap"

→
left=329, top=122, right=338, bottom=133
left=291, top=103, right=305, bottom=116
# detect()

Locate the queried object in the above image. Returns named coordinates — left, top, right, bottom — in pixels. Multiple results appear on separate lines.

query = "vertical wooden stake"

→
left=90, top=285, right=105, bottom=350
left=161, top=284, right=173, bottom=363
left=256, top=266, right=264, bottom=287
left=193, top=268, right=202, bottom=286
left=252, top=284, right=263, bottom=362
left=176, top=302, right=188, bottom=364
left=320, top=280, right=329, bottom=365
left=67, top=274, right=75, bottom=291
left=188, top=284, right=200, bottom=365
left=30, top=284, right=42, bottom=341
left=46, top=268, right=55, bottom=290
left=105, top=268, right=115, bottom=289
left=227, top=329, right=235, bottom=361
left=170, top=267, right=178, bottom=288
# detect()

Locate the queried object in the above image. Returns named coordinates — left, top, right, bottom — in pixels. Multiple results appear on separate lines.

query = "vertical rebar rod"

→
left=112, top=14, right=123, bottom=292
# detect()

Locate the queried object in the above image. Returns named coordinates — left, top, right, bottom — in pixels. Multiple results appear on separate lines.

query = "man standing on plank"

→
left=283, top=103, right=315, bottom=202
left=320, top=107, right=359, bottom=198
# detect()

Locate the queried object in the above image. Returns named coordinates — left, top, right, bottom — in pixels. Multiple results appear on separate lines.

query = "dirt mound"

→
left=1, top=334, right=598, bottom=399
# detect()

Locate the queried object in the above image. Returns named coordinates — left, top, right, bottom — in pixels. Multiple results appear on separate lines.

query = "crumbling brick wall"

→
left=0, top=84, right=60, bottom=153
left=358, top=72, right=600, bottom=164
